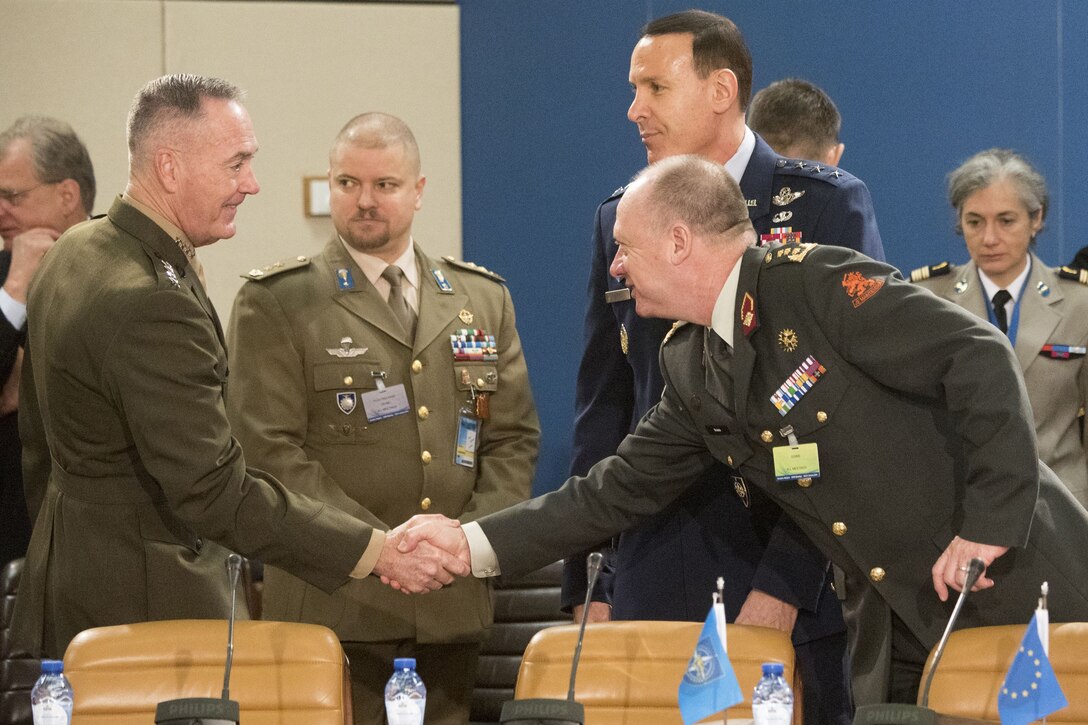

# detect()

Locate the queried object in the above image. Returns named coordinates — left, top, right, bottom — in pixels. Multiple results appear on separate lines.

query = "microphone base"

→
left=155, top=696, right=240, bottom=725
left=500, top=697, right=585, bottom=724
left=854, top=704, right=937, bottom=725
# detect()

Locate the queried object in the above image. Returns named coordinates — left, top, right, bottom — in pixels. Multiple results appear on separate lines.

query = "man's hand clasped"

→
left=373, top=514, right=471, bottom=594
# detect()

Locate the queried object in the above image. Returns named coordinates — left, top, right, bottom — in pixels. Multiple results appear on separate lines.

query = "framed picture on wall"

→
left=303, top=176, right=330, bottom=217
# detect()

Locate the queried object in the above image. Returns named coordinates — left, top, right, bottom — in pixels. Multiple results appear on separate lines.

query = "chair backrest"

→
left=920, top=622, right=1088, bottom=721
left=0, top=558, right=37, bottom=725
left=513, top=620, right=801, bottom=724
left=472, top=561, right=571, bottom=724
left=64, top=619, right=351, bottom=725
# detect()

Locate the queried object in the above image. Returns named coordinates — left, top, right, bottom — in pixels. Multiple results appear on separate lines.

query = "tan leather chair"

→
left=63, top=619, right=351, bottom=725
left=512, top=620, right=801, bottom=724
left=920, top=622, right=1088, bottom=722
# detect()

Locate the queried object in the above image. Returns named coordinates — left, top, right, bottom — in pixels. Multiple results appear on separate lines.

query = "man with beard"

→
left=227, top=112, right=538, bottom=724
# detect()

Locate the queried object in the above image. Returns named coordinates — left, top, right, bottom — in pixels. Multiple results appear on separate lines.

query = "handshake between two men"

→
left=372, top=515, right=473, bottom=593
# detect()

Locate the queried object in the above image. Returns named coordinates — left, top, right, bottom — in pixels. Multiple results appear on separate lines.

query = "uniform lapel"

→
left=414, top=247, right=468, bottom=354
left=110, top=197, right=225, bottom=348
left=739, top=135, right=776, bottom=227
left=1015, top=254, right=1062, bottom=374
left=322, top=238, right=411, bottom=347
left=944, top=260, right=990, bottom=320
left=730, top=247, right=765, bottom=427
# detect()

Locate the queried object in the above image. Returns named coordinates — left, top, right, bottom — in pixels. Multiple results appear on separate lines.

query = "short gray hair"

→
left=634, top=155, right=751, bottom=239
left=948, top=148, right=1048, bottom=235
left=127, top=74, right=243, bottom=165
left=0, top=115, right=96, bottom=214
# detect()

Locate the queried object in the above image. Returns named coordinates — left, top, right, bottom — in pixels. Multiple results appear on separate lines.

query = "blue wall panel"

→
left=461, top=1, right=1085, bottom=494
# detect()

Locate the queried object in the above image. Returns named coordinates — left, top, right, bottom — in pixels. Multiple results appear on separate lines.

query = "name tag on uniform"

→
left=454, top=411, right=479, bottom=468
left=772, top=443, right=821, bottom=481
left=361, top=384, right=410, bottom=422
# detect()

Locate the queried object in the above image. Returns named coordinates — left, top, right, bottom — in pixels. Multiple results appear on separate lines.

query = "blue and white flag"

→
left=678, top=599, right=743, bottom=725
left=998, top=611, right=1067, bottom=725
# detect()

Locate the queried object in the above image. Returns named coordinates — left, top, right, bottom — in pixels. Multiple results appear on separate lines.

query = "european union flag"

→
left=998, top=613, right=1068, bottom=725
left=678, top=606, right=743, bottom=725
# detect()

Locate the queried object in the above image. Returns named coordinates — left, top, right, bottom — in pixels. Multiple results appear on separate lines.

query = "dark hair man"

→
left=563, top=10, right=885, bottom=722
left=749, top=78, right=845, bottom=166
left=12, top=75, right=465, bottom=660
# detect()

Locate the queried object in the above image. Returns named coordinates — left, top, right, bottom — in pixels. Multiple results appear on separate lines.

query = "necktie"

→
left=382, top=265, right=417, bottom=339
left=991, top=289, right=1012, bottom=334
left=705, top=328, right=735, bottom=408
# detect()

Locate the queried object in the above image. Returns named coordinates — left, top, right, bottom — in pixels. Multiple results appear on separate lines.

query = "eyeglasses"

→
left=0, top=182, right=57, bottom=207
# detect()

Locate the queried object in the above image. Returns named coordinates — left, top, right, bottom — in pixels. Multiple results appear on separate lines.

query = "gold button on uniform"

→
left=869, top=567, right=886, bottom=582
left=421, top=451, right=432, bottom=464
left=476, top=377, right=485, bottom=388
left=420, top=497, right=431, bottom=510
left=832, top=522, right=847, bottom=536
left=816, top=411, right=828, bottom=423
left=411, top=360, right=423, bottom=374
left=761, top=430, right=774, bottom=443
left=726, top=456, right=733, bottom=466
left=418, top=406, right=429, bottom=420
left=797, top=477, right=813, bottom=488
left=343, top=376, right=353, bottom=386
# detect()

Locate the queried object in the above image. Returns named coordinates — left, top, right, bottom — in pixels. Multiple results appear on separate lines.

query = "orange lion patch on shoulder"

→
left=842, top=271, right=885, bottom=308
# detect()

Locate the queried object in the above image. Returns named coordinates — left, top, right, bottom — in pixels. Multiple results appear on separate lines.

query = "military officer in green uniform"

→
left=226, top=113, right=539, bottom=725
left=13, top=76, right=466, bottom=661
left=394, top=155, right=1088, bottom=707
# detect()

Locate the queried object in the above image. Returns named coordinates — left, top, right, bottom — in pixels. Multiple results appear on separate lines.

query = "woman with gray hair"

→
left=911, top=148, right=1088, bottom=507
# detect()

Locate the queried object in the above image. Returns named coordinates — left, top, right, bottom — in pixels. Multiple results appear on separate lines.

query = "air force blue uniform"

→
left=564, top=134, right=885, bottom=723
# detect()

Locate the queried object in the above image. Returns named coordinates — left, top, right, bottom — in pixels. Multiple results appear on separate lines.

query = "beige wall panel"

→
left=0, top=0, right=163, bottom=220
left=164, top=1, right=462, bottom=314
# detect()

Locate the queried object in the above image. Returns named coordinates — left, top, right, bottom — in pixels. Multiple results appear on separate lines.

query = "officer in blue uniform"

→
left=563, top=11, right=884, bottom=723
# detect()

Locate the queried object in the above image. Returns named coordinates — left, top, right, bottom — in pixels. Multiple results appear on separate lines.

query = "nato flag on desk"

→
left=678, top=604, right=742, bottom=725
left=998, top=613, right=1067, bottom=724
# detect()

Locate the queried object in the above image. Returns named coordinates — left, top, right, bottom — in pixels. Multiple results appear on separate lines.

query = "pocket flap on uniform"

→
left=453, top=362, right=499, bottom=392
left=313, top=360, right=384, bottom=391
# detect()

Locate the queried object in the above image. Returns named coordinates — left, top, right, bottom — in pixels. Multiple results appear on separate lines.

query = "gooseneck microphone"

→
left=920, top=557, right=985, bottom=707
left=222, top=554, right=242, bottom=701
left=566, top=552, right=604, bottom=702
left=499, top=552, right=605, bottom=724
left=852, top=557, right=987, bottom=725
left=155, top=553, right=243, bottom=725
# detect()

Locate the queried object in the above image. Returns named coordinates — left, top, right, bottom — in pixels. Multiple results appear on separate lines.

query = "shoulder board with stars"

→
left=763, top=243, right=816, bottom=266
left=240, top=255, right=311, bottom=281
left=662, top=320, right=687, bottom=345
left=604, top=184, right=627, bottom=203
left=909, top=261, right=952, bottom=282
left=1058, top=266, right=1088, bottom=285
left=773, top=158, right=852, bottom=185
left=442, top=256, right=506, bottom=283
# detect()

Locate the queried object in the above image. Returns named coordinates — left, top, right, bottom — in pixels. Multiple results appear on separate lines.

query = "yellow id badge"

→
left=772, top=443, right=820, bottom=481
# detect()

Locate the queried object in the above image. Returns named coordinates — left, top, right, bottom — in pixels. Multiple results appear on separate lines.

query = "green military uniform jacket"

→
left=473, top=244, right=1088, bottom=705
left=914, top=253, right=1088, bottom=506
left=13, top=197, right=371, bottom=658
left=227, top=238, right=538, bottom=643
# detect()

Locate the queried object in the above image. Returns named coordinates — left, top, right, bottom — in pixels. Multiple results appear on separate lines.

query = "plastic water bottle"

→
left=751, top=661, right=793, bottom=725
left=30, top=660, right=73, bottom=725
left=384, top=657, right=426, bottom=725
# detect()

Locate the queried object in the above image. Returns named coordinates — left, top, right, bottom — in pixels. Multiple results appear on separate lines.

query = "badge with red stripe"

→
left=741, top=293, right=758, bottom=336
left=1040, top=344, right=1087, bottom=359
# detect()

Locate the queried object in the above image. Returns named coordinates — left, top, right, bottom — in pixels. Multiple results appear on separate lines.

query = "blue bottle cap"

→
left=41, top=660, right=64, bottom=674
left=761, top=662, right=784, bottom=676
left=394, top=657, right=417, bottom=670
